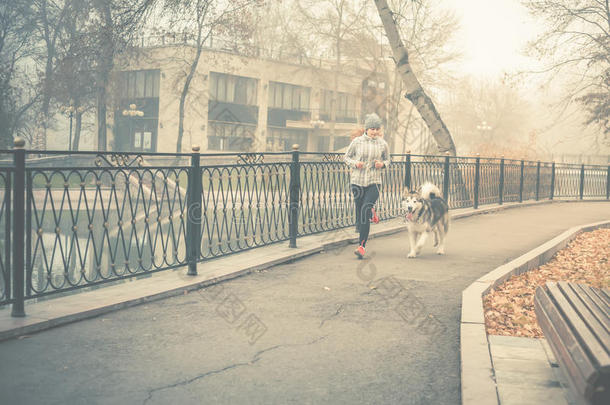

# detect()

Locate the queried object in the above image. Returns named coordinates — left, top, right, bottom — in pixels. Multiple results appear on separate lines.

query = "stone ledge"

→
left=461, top=322, right=499, bottom=405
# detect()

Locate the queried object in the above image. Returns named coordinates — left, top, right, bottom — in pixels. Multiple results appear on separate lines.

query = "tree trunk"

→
left=72, top=111, right=82, bottom=151
left=0, top=118, right=11, bottom=149
left=329, top=45, right=340, bottom=152
left=96, top=71, right=109, bottom=150
left=175, top=0, right=210, bottom=153
left=387, top=68, right=402, bottom=153
left=176, top=46, right=203, bottom=153
left=401, top=103, right=415, bottom=154
left=40, top=0, right=54, bottom=151
left=373, top=0, right=456, bottom=156
left=96, top=0, right=113, bottom=151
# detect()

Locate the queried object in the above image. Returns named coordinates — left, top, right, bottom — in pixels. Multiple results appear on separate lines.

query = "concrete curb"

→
left=459, top=218, right=610, bottom=405
left=0, top=199, right=605, bottom=341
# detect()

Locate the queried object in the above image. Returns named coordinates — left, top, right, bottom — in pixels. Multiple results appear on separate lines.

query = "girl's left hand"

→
left=374, top=160, right=384, bottom=169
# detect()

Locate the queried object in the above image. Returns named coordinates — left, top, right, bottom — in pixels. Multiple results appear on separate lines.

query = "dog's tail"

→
left=420, top=182, right=442, bottom=200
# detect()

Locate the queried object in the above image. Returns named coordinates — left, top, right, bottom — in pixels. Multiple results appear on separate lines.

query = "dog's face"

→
left=401, top=189, right=423, bottom=214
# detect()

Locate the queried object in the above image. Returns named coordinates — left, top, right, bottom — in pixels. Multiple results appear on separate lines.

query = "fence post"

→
left=12, top=138, right=26, bottom=317
left=25, top=170, right=32, bottom=296
left=498, top=156, right=505, bottom=205
left=579, top=163, right=585, bottom=200
left=473, top=155, right=480, bottom=209
left=289, top=144, right=301, bottom=248
left=535, top=161, right=541, bottom=201
left=186, top=145, right=202, bottom=276
left=550, top=162, right=556, bottom=200
left=519, top=160, right=524, bottom=203
left=443, top=152, right=450, bottom=200
left=606, top=165, right=610, bottom=200
left=404, top=151, right=411, bottom=189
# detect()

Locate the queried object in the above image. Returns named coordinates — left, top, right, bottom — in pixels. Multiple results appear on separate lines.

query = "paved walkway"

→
left=0, top=202, right=608, bottom=405
left=489, top=335, right=567, bottom=405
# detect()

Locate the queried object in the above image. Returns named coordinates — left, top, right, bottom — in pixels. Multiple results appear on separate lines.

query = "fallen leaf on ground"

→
left=483, top=229, right=610, bottom=338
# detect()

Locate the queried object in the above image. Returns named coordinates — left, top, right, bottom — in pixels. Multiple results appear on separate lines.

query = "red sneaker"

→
left=371, top=208, right=379, bottom=224
left=354, top=245, right=365, bottom=259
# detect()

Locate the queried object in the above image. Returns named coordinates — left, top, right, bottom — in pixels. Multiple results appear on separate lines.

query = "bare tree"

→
left=296, top=0, right=368, bottom=150
left=52, top=0, right=97, bottom=150
left=246, top=0, right=333, bottom=68
left=580, top=70, right=609, bottom=138
left=373, top=0, right=456, bottom=155
left=354, top=0, right=459, bottom=154
left=0, top=0, right=38, bottom=147
left=442, top=77, right=536, bottom=157
left=161, top=0, right=259, bottom=153
left=241, top=0, right=458, bottom=154
left=32, top=0, right=72, bottom=149
left=524, top=0, right=610, bottom=144
left=165, top=0, right=212, bottom=153
left=89, top=0, right=155, bottom=151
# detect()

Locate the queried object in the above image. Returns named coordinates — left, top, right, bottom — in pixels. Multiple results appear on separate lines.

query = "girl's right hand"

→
left=355, top=162, right=364, bottom=168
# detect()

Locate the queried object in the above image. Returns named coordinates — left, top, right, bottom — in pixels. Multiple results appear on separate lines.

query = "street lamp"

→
left=310, top=118, right=325, bottom=152
left=122, top=103, right=144, bottom=118
left=310, top=118, right=325, bottom=128
left=60, top=102, right=75, bottom=151
left=60, top=102, right=86, bottom=151
left=476, top=120, right=492, bottom=132
left=476, top=120, right=493, bottom=142
left=122, top=104, right=144, bottom=151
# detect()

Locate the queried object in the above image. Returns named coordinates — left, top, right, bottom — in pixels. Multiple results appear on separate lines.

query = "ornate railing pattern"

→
left=200, top=162, right=291, bottom=258
left=503, top=160, right=521, bottom=203
left=583, top=165, right=608, bottom=197
left=27, top=164, right=190, bottom=299
left=379, top=158, right=407, bottom=219
left=0, top=146, right=608, bottom=315
left=449, top=159, right=475, bottom=208
left=0, top=168, right=11, bottom=304
left=299, top=160, right=352, bottom=235
left=555, top=164, right=581, bottom=198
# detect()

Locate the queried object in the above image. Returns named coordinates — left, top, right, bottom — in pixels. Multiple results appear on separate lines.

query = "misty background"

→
left=1, top=0, right=608, bottom=163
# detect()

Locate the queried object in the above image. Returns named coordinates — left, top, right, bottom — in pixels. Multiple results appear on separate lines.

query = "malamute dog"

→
left=401, top=182, right=449, bottom=258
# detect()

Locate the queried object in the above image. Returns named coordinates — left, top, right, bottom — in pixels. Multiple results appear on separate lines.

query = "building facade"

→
left=108, top=42, right=398, bottom=153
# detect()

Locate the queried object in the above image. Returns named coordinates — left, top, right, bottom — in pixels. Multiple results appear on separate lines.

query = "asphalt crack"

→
left=142, top=335, right=328, bottom=404
left=318, top=297, right=377, bottom=328
left=319, top=304, right=344, bottom=328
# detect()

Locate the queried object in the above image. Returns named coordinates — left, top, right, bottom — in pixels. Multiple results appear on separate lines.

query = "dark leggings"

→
left=351, top=184, right=380, bottom=247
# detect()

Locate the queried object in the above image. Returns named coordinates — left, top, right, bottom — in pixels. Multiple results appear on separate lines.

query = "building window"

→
left=266, top=128, right=308, bottom=151
left=334, top=135, right=351, bottom=151
left=321, top=90, right=332, bottom=116
left=209, top=72, right=258, bottom=105
left=320, top=90, right=358, bottom=122
left=317, top=135, right=329, bottom=152
left=121, top=69, right=160, bottom=99
left=117, top=70, right=160, bottom=152
left=207, top=121, right=256, bottom=151
left=268, top=82, right=310, bottom=111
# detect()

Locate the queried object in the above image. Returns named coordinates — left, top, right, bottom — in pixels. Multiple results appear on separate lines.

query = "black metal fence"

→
left=1, top=142, right=609, bottom=316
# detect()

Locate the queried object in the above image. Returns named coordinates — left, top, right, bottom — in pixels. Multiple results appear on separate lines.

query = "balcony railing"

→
left=135, top=34, right=327, bottom=68
left=1, top=142, right=608, bottom=316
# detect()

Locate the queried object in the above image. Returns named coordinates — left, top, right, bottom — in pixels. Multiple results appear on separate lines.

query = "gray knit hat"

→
left=364, top=113, right=382, bottom=130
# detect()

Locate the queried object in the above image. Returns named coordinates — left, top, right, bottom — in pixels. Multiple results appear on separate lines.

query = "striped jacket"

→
left=344, top=134, right=391, bottom=186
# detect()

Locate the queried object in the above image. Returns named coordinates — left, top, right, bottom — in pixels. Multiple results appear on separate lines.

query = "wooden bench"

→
left=534, top=282, right=610, bottom=404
